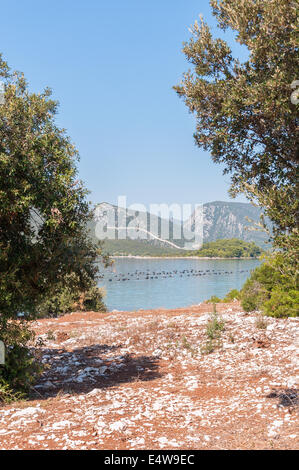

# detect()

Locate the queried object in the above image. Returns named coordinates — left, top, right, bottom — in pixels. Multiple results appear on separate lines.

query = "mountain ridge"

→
left=89, top=201, right=271, bottom=254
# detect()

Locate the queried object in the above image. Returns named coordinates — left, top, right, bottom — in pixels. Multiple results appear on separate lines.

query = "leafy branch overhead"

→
left=174, top=0, right=298, bottom=249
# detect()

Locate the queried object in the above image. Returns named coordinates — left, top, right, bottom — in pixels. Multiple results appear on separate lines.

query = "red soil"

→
left=0, top=302, right=298, bottom=450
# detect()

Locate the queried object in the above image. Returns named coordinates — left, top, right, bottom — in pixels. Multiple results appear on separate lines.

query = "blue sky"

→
left=0, top=0, right=248, bottom=208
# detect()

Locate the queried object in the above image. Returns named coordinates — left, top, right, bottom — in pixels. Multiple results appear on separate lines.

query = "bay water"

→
left=98, top=258, right=260, bottom=311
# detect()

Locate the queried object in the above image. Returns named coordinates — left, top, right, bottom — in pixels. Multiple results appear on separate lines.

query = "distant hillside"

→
left=186, top=201, right=271, bottom=249
left=99, top=238, right=263, bottom=258
left=88, top=201, right=271, bottom=255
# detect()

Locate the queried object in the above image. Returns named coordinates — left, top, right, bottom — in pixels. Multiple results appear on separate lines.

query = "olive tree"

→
left=0, top=55, right=106, bottom=397
left=175, top=0, right=298, bottom=261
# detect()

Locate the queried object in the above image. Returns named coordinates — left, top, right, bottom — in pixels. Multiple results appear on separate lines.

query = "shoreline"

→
left=112, top=255, right=260, bottom=260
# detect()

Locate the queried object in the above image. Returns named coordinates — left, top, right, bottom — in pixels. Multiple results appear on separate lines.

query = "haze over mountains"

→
left=187, top=201, right=270, bottom=248
left=89, top=201, right=271, bottom=255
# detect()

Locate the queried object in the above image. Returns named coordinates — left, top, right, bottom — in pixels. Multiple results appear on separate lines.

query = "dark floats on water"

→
left=98, top=258, right=261, bottom=312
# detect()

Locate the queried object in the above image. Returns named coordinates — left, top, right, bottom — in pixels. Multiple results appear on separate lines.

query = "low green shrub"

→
left=81, top=284, right=107, bottom=312
left=223, top=289, right=241, bottom=302
left=0, top=380, right=25, bottom=403
left=206, top=313, right=225, bottom=339
left=206, top=295, right=222, bottom=303
left=207, top=289, right=241, bottom=304
left=206, top=253, right=298, bottom=318
left=262, top=288, right=299, bottom=318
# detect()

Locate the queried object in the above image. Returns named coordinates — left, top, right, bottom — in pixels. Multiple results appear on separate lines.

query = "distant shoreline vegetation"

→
left=188, top=238, right=263, bottom=258
left=102, top=238, right=264, bottom=259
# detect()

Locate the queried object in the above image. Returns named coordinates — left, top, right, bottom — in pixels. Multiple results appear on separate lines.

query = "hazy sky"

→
left=1, top=0, right=249, bottom=208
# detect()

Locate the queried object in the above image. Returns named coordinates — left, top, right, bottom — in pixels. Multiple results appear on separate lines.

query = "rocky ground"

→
left=0, top=302, right=298, bottom=450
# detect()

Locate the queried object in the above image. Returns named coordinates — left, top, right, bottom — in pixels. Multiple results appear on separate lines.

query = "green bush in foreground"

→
left=262, top=289, right=299, bottom=318
left=240, top=254, right=298, bottom=317
left=209, top=254, right=298, bottom=318
left=206, top=295, right=222, bottom=304
left=0, top=320, right=41, bottom=402
left=36, top=274, right=106, bottom=318
left=207, top=289, right=241, bottom=304
left=201, top=307, right=225, bottom=355
left=195, top=239, right=263, bottom=258
left=223, top=289, right=241, bottom=302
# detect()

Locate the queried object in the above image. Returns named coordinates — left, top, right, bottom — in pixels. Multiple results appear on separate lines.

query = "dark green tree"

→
left=0, top=55, right=107, bottom=397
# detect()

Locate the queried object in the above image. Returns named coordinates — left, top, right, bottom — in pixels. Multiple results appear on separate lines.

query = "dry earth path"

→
left=0, top=302, right=298, bottom=450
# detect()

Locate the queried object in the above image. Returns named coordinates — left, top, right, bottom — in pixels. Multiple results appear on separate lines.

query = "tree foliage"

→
left=240, top=254, right=299, bottom=317
left=36, top=273, right=106, bottom=318
left=0, top=320, right=41, bottom=399
left=0, top=55, right=107, bottom=320
left=208, top=254, right=298, bottom=317
left=0, top=55, right=108, bottom=398
left=175, top=0, right=298, bottom=267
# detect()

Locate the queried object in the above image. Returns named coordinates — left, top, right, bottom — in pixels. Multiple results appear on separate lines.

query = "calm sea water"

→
left=98, top=258, right=261, bottom=311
